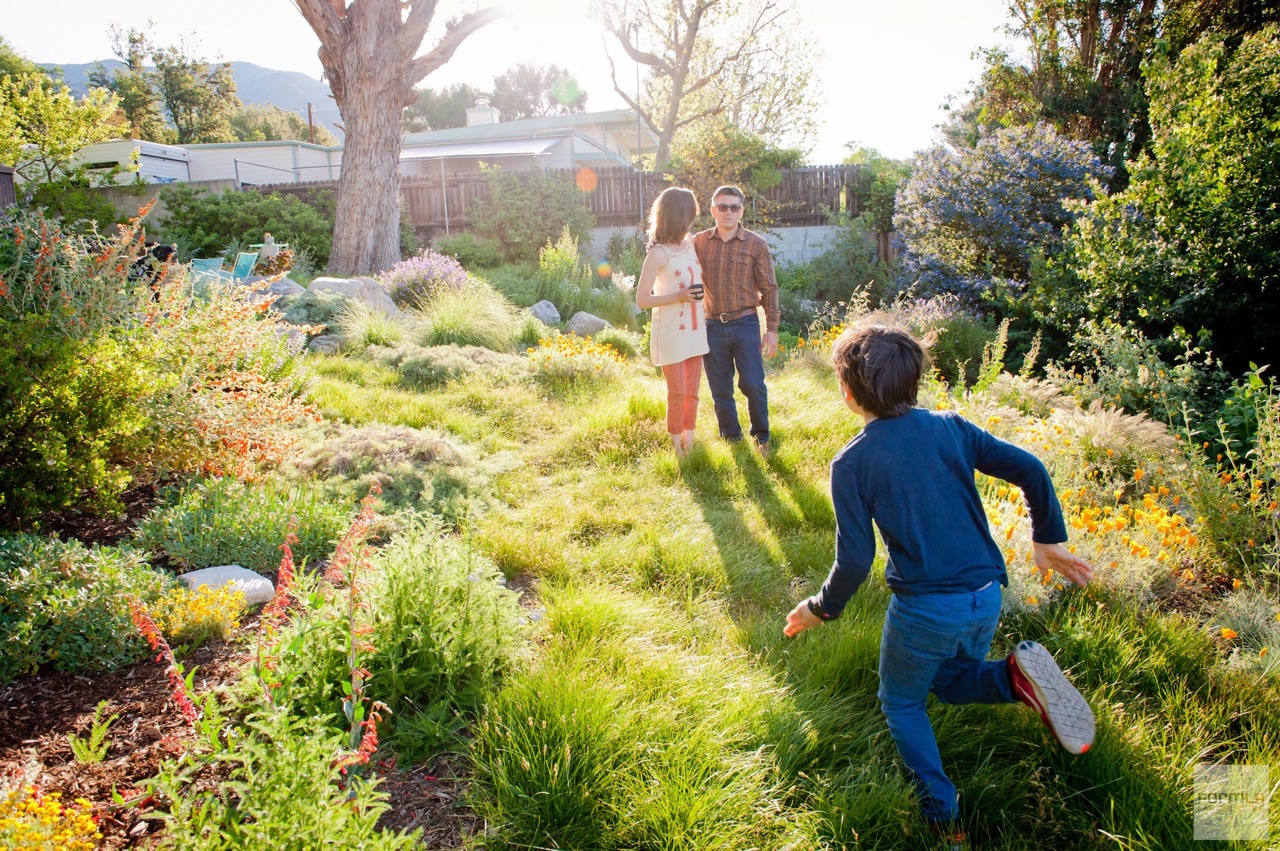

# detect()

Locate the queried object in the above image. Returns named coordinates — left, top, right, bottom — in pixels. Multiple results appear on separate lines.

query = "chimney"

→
left=466, top=98, right=501, bottom=127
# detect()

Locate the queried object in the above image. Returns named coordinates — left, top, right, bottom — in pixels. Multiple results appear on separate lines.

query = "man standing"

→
left=693, top=185, right=780, bottom=451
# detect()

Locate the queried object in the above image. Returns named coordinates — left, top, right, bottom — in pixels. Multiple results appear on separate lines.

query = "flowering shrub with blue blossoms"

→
left=378, top=249, right=470, bottom=307
left=894, top=124, right=1109, bottom=295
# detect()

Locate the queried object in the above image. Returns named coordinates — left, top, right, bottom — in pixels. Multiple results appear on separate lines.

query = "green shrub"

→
left=377, top=249, right=470, bottom=308
left=411, top=281, right=517, bottom=351
left=133, top=478, right=351, bottom=574
left=263, top=520, right=529, bottom=761
left=809, top=213, right=900, bottom=306
left=279, top=288, right=349, bottom=334
left=151, top=706, right=419, bottom=849
left=480, top=262, right=540, bottom=307
left=0, top=318, right=153, bottom=529
left=0, top=536, right=170, bottom=682
left=158, top=184, right=334, bottom=266
left=286, top=425, right=513, bottom=523
left=469, top=168, right=596, bottom=263
left=433, top=232, right=505, bottom=268
left=371, top=343, right=529, bottom=389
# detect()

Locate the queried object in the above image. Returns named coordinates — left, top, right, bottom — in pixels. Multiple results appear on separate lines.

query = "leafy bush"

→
left=133, top=478, right=351, bottom=574
left=514, top=313, right=552, bottom=349
left=158, top=184, right=334, bottom=266
left=528, top=333, right=629, bottom=389
left=895, top=123, right=1107, bottom=289
left=150, top=706, right=418, bottom=849
left=370, top=343, right=529, bottom=389
left=433, top=232, right=504, bottom=269
left=469, top=168, right=596, bottom=263
left=377, top=249, right=470, bottom=307
left=0, top=318, right=153, bottom=528
left=0, top=536, right=169, bottom=682
left=263, top=520, right=529, bottom=762
left=481, top=262, right=541, bottom=307
left=535, top=230, right=638, bottom=329
left=411, top=281, right=517, bottom=351
left=285, top=425, right=513, bottom=523
left=808, top=212, right=902, bottom=306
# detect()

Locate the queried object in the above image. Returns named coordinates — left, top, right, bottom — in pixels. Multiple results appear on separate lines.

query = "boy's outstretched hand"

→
left=784, top=600, right=823, bottom=637
left=1033, top=542, right=1094, bottom=587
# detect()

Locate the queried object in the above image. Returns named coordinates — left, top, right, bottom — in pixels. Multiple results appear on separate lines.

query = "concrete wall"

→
left=580, top=224, right=841, bottom=266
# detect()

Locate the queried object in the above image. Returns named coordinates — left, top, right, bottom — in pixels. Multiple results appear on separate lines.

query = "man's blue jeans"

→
left=876, top=583, right=1014, bottom=824
left=704, top=313, right=769, bottom=442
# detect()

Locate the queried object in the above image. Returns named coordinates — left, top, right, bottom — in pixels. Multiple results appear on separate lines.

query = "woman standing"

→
left=635, top=187, right=709, bottom=458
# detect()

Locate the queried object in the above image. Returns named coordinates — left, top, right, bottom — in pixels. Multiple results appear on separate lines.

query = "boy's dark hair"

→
left=711, top=185, right=744, bottom=202
left=831, top=325, right=927, bottom=418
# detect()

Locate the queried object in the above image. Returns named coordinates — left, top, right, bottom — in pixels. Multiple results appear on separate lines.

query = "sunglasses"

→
left=714, top=203, right=743, bottom=213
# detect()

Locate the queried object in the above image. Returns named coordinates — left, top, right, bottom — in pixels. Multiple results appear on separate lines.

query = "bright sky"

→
left=3, top=0, right=1012, bottom=162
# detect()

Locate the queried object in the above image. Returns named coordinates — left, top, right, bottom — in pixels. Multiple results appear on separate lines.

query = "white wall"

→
left=581, top=224, right=840, bottom=266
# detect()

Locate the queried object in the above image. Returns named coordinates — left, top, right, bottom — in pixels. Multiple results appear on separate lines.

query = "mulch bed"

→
left=3, top=494, right=491, bottom=847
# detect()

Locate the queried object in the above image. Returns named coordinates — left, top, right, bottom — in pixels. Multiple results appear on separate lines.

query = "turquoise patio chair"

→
left=231, top=251, right=259, bottom=280
left=191, top=257, right=224, bottom=273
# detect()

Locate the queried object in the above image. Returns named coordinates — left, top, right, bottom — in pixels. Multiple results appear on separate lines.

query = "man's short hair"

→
left=830, top=325, right=927, bottom=418
left=711, top=185, right=744, bottom=202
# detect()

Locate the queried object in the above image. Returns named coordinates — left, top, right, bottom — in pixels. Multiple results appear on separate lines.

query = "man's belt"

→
left=708, top=305, right=759, bottom=323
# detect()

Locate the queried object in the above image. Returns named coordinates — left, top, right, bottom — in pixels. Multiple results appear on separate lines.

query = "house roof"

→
left=401, top=108, right=657, bottom=154
left=398, top=136, right=559, bottom=160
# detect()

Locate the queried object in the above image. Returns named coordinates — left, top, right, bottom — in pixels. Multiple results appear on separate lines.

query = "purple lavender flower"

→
left=378, top=249, right=470, bottom=306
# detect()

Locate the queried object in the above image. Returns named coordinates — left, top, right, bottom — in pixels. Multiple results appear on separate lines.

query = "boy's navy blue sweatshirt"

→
left=812, top=408, right=1068, bottom=619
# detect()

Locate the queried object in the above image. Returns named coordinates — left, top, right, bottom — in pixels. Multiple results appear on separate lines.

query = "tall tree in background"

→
left=231, top=103, right=338, bottom=146
left=402, top=82, right=487, bottom=132
left=491, top=63, right=588, bottom=120
left=87, top=26, right=168, bottom=143
left=972, top=0, right=1159, bottom=189
left=151, top=40, right=240, bottom=144
left=295, top=0, right=500, bottom=275
left=596, top=0, right=790, bottom=168
left=0, top=36, right=52, bottom=82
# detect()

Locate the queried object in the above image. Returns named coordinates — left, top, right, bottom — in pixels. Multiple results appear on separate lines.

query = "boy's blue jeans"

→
left=704, top=313, right=769, bottom=442
left=877, top=582, right=1015, bottom=824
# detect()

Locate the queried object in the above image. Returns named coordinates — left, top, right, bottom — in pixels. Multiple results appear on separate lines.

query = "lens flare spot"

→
left=596, top=260, right=612, bottom=277
left=576, top=167, right=598, bottom=193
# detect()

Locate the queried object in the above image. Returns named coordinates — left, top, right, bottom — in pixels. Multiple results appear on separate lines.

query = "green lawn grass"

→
left=310, top=349, right=1280, bottom=850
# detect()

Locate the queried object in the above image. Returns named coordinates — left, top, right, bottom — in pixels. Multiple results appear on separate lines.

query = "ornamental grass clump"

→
left=410, top=280, right=518, bottom=351
left=336, top=300, right=412, bottom=351
left=378, top=248, right=469, bottom=307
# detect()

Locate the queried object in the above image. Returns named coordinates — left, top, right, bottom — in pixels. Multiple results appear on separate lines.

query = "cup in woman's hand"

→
left=689, top=284, right=704, bottom=301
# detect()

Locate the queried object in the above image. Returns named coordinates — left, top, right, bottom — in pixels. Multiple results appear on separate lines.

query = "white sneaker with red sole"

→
left=1008, top=640, right=1096, bottom=755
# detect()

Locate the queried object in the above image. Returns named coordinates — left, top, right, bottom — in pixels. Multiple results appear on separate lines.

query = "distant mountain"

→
left=43, top=60, right=344, bottom=142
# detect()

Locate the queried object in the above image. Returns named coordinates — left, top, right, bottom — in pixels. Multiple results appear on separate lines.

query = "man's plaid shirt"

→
left=692, top=226, right=780, bottom=332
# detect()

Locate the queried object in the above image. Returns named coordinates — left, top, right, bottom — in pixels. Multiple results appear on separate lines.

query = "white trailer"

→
left=72, top=140, right=192, bottom=184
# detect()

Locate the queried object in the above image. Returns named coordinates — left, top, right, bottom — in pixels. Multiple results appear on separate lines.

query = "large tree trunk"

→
left=294, top=0, right=498, bottom=276
left=328, top=76, right=407, bottom=275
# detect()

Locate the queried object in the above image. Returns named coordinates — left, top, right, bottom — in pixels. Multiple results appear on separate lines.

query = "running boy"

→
left=784, top=325, right=1096, bottom=841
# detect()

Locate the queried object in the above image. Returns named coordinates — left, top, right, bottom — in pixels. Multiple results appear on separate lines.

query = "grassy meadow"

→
left=308, top=333, right=1280, bottom=851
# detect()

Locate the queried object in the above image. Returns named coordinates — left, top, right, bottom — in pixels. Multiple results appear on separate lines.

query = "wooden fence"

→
left=258, top=164, right=870, bottom=236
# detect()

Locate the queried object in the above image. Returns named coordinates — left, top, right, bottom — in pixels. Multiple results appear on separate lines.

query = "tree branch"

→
left=407, top=7, right=503, bottom=85
left=398, top=0, right=441, bottom=60
left=293, top=0, right=346, bottom=54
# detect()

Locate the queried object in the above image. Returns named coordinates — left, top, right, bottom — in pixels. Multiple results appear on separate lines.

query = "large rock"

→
left=308, top=276, right=364, bottom=299
left=529, top=300, right=561, bottom=325
left=566, top=311, right=612, bottom=337
left=179, top=565, right=275, bottom=606
left=356, top=279, right=400, bottom=316
left=309, top=334, right=342, bottom=354
left=268, top=277, right=305, bottom=298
